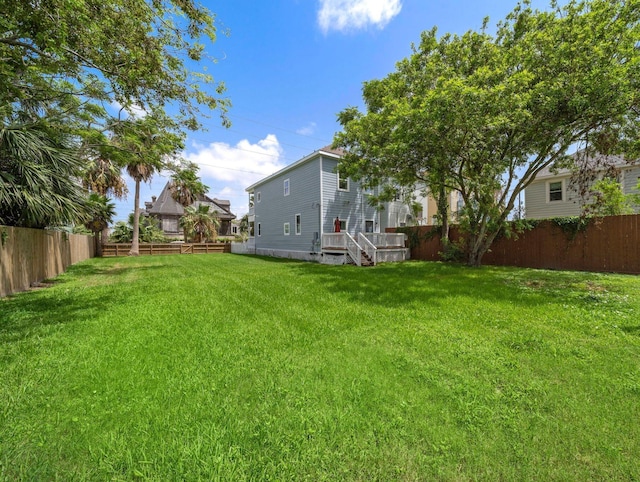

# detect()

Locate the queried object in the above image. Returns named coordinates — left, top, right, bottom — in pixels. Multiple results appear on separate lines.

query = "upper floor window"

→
left=256, top=191, right=261, bottom=203
left=337, top=172, right=349, bottom=191
left=284, top=179, right=290, bottom=196
left=548, top=180, right=563, bottom=202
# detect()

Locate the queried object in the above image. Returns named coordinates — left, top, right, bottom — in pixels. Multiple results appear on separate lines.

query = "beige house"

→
left=524, top=153, right=640, bottom=219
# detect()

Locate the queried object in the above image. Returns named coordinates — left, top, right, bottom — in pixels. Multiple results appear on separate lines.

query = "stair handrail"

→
left=344, top=232, right=362, bottom=266
left=358, top=233, right=377, bottom=266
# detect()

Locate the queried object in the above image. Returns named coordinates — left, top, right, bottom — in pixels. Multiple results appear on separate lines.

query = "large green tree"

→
left=334, top=0, right=640, bottom=266
left=0, top=0, right=229, bottom=229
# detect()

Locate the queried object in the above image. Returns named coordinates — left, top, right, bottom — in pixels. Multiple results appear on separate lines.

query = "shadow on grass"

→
left=284, top=259, right=555, bottom=309
left=620, top=326, right=640, bottom=336
left=0, top=262, right=166, bottom=344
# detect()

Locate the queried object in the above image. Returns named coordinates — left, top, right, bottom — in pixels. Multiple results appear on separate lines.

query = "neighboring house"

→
left=245, top=146, right=410, bottom=265
left=524, top=152, right=640, bottom=219
left=144, top=182, right=236, bottom=239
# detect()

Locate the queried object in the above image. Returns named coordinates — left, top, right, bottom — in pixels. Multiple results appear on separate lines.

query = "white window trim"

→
left=256, top=191, right=261, bottom=203
left=547, top=179, right=565, bottom=203
left=365, top=219, right=374, bottom=233
left=257, top=222, right=261, bottom=237
left=283, top=222, right=290, bottom=236
left=337, top=172, right=349, bottom=192
left=295, top=214, right=301, bottom=235
left=284, top=179, right=290, bottom=197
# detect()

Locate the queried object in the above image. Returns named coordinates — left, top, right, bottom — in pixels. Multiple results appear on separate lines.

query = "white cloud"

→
left=184, top=134, right=286, bottom=216
left=296, top=122, right=317, bottom=136
left=318, top=0, right=402, bottom=33
left=110, top=101, right=148, bottom=119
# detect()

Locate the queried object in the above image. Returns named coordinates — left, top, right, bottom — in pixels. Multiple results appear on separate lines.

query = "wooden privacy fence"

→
left=102, top=243, right=231, bottom=257
left=0, top=226, right=94, bottom=297
left=390, top=214, right=640, bottom=274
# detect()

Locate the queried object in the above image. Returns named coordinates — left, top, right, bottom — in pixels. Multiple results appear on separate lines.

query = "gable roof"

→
left=145, top=182, right=236, bottom=220
left=246, top=145, right=343, bottom=192
left=533, top=151, right=631, bottom=180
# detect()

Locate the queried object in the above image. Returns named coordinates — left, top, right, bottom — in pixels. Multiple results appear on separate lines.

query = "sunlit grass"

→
left=1, top=255, right=639, bottom=480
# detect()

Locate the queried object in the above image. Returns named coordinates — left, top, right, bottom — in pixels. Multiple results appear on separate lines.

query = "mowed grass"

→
left=1, top=255, right=639, bottom=481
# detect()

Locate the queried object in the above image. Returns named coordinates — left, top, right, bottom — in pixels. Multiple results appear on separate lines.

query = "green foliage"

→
left=0, top=228, right=8, bottom=247
left=0, top=0, right=229, bottom=230
left=109, top=214, right=167, bottom=243
left=0, top=120, right=90, bottom=228
left=334, top=0, right=640, bottom=267
left=180, top=204, right=220, bottom=242
left=499, top=218, right=541, bottom=241
left=2, top=256, right=639, bottom=479
left=167, top=160, right=208, bottom=208
left=585, top=178, right=634, bottom=217
left=551, top=216, right=592, bottom=240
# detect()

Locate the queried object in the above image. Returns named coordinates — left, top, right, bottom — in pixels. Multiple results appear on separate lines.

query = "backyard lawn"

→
left=1, top=254, right=639, bottom=480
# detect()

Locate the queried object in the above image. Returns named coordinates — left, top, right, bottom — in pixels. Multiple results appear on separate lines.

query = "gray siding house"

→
left=525, top=152, right=640, bottom=219
left=245, top=146, right=408, bottom=264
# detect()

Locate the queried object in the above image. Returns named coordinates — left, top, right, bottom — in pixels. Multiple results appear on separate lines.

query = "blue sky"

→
left=113, top=0, right=556, bottom=223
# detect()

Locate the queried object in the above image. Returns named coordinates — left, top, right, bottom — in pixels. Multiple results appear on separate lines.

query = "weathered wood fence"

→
left=390, top=214, right=640, bottom=274
left=102, top=243, right=231, bottom=257
left=0, top=226, right=94, bottom=297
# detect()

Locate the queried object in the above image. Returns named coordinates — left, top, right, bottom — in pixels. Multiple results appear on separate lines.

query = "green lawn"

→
left=1, top=254, right=639, bottom=480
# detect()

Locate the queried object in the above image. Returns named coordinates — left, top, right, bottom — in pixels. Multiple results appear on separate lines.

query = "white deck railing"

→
left=358, top=233, right=377, bottom=266
left=361, top=232, right=406, bottom=248
left=322, top=232, right=346, bottom=249
left=344, top=232, right=361, bottom=266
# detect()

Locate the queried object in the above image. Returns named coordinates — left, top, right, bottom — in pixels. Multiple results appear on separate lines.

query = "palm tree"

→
left=126, top=161, right=156, bottom=255
left=168, top=160, right=207, bottom=207
left=84, top=193, right=116, bottom=257
left=82, top=157, right=128, bottom=249
left=0, top=119, right=89, bottom=228
left=180, top=204, right=219, bottom=243
left=168, top=160, right=208, bottom=241
left=113, top=115, right=184, bottom=255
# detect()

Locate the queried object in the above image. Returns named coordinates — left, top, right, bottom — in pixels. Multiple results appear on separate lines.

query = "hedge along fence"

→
left=390, top=214, right=640, bottom=274
left=0, top=226, right=95, bottom=298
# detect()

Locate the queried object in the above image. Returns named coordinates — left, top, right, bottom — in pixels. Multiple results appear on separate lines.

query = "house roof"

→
left=534, top=151, right=630, bottom=180
left=145, top=182, right=236, bottom=220
left=246, top=145, right=344, bottom=192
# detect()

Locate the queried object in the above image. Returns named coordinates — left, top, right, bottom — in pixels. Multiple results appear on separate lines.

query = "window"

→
left=232, top=225, right=238, bottom=234
left=257, top=223, right=261, bottom=236
left=549, top=181, right=563, bottom=202
left=256, top=191, right=261, bottom=203
left=295, top=214, right=301, bottom=235
left=284, top=222, right=290, bottom=235
left=365, top=220, right=374, bottom=233
left=337, top=172, right=349, bottom=191
left=284, top=178, right=290, bottom=196
left=339, top=220, right=346, bottom=231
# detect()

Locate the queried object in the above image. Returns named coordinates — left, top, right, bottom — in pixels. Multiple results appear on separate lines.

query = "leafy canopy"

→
left=334, top=0, right=640, bottom=266
left=0, top=0, right=228, bottom=228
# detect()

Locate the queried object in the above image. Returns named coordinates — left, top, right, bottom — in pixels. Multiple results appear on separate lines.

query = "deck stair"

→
left=321, top=232, right=408, bottom=266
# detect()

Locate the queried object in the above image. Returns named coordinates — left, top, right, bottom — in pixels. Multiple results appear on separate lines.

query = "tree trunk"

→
left=100, top=225, right=109, bottom=256
left=129, top=179, right=141, bottom=256
left=437, top=184, right=451, bottom=251
left=94, top=232, right=103, bottom=257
